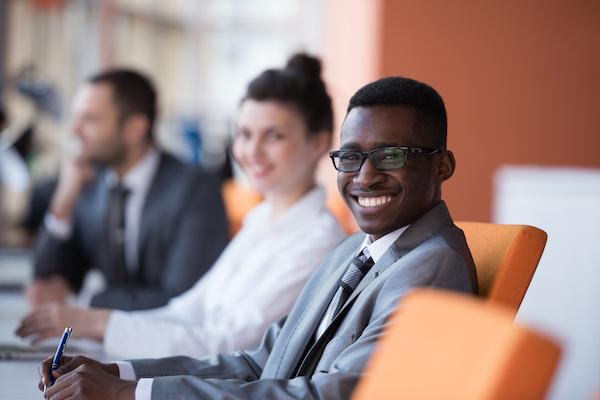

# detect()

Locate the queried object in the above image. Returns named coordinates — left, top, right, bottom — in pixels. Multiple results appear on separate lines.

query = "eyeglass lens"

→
left=335, top=147, right=407, bottom=171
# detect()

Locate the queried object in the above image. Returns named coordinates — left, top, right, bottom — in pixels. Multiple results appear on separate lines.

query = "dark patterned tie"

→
left=324, top=250, right=374, bottom=325
left=107, top=184, right=130, bottom=273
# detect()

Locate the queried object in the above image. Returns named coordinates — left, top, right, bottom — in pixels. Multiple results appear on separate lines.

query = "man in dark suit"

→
left=27, top=69, right=229, bottom=311
left=38, top=76, right=477, bottom=399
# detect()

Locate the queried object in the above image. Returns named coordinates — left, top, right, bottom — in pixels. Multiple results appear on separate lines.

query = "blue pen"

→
left=48, top=326, right=73, bottom=386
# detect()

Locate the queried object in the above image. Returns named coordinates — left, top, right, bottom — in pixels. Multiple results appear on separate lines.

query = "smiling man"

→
left=38, top=76, right=477, bottom=400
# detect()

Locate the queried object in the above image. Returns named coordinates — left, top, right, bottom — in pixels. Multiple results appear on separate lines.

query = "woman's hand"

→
left=16, top=303, right=110, bottom=343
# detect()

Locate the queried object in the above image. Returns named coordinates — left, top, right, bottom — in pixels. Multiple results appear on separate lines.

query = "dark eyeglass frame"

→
left=329, top=146, right=441, bottom=172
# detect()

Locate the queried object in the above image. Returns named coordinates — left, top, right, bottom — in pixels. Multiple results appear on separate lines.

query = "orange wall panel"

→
left=379, top=0, right=600, bottom=221
left=327, top=0, right=600, bottom=222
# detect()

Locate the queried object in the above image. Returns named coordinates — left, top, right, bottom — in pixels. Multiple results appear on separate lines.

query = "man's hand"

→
left=50, top=156, right=96, bottom=221
left=38, top=355, right=135, bottom=400
left=26, top=277, right=72, bottom=306
left=16, top=303, right=110, bottom=343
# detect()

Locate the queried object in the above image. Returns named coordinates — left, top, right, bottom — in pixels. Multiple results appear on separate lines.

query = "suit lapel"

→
left=347, top=249, right=397, bottom=303
left=283, top=252, right=356, bottom=371
left=295, top=248, right=398, bottom=376
left=92, top=178, right=110, bottom=240
left=136, top=153, right=167, bottom=272
left=272, top=235, right=365, bottom=378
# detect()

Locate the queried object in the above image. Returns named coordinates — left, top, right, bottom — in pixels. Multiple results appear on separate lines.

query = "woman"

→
left=16, top=54, right=347, bottom=359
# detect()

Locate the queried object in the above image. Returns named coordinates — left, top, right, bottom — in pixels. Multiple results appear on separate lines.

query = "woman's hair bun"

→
left=244, top=52, right=333, bottom=134
left=286, top=53, right=322, bottom=80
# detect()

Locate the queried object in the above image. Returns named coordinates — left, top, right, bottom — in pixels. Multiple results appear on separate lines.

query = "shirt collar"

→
left=359, top=224, right=410, bottom=263
left=105, top=147, right=160, bottom=193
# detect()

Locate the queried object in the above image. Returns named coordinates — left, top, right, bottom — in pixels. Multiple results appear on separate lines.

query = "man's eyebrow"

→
left=372, top=142, right=401, bottom=148
left=339, top=142, right=401, bottom=150
left=339, top=143, right=360, bottom=150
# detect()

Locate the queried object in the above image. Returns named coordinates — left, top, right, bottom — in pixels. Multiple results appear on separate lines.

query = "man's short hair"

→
left=88, top=69, right=157, bottom=141
left=347, top=77, right=447, bottom=150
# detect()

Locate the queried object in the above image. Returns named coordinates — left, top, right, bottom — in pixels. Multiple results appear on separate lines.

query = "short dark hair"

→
left=88, top=69, right=157, bottom=141
left=244, top=53, right=333, bottom=136
left=347, top=76, right=447, bottom=149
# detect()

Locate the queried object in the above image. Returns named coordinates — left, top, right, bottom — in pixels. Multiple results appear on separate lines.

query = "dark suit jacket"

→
left=34, top=151, right=229, bottom=310
left=130, top=201, right=478, bottom=398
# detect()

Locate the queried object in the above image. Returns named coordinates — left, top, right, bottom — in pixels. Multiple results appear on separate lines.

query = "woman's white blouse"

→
left=103, top=186, right=347, bottom=359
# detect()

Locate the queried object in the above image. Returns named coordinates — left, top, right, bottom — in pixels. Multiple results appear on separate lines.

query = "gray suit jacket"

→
left=131, top=201, right=477, bottom=398
left=34, top=152, right=229, bottom=310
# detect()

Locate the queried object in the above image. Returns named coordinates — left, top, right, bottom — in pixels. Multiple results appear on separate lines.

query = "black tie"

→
left=324, top=251, right=374, bottom=325
left=107, top=184, right=130, bottom=273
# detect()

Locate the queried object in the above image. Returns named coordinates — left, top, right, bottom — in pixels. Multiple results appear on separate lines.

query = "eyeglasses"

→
left=329, top=146, right=440, bottom=172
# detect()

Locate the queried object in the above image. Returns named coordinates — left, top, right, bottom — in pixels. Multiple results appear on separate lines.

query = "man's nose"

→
left=353, top=156, right=386, bottom=187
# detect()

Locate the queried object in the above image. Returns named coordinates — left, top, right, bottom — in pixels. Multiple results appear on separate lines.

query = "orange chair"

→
left=221, top=179, right=262, bottom=237
left=457, top=222, right=547, bottom=313
left=327, top=190, right=359, bottom=234
left=353, top=289, right=561, bottom=400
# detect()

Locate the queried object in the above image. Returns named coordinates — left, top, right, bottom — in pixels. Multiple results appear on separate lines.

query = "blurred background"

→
left=0, top=0, right=598, bottom=399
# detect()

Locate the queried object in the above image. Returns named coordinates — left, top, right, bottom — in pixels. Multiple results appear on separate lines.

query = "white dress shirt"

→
left=112, top=186, right=347, bottom=399
left=45, top=148, right=160, bottom=272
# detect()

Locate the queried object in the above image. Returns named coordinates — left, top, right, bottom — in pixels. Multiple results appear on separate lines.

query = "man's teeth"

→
left=357, top=196, right=393, bottom=207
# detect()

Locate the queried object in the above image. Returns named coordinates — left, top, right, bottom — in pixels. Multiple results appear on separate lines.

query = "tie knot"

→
left=356, top=247, right=374, bottom=269
left=341, top=255, right=374, bottom=289
left=357, top=247, right=372, bottom=263
left=352, top=254, right=374, bottom=273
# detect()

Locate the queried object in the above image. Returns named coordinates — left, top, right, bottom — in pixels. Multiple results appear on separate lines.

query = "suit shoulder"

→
left=157, top=151, right=193, bottom=175
left=389, top=231, right=476, bottom=293
left=157, top=152, right=221, bottom=186
left=402, top=232, right=469, bottom=271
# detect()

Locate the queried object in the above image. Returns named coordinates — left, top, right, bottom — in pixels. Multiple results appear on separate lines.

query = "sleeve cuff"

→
left=115, top=361, right=136, bottom=381
left=136, top=378, right=154, bottom=400
left=44, top=213, right=73, bottom=239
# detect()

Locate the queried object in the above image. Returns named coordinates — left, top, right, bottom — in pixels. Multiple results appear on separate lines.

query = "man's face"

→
left=337, top=105, right=452, bottom=240
left=70, top=83, right=126, bottom=166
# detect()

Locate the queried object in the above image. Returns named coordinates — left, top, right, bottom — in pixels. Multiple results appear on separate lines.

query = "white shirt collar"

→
left=105, top=147, right=160, bottom=192
left=359, top=224, right=410, bottom=263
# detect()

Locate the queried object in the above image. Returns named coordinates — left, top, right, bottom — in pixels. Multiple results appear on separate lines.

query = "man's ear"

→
left=122, top=114, right=150, bottom=145
left=437, top=150, right=455, bottom=182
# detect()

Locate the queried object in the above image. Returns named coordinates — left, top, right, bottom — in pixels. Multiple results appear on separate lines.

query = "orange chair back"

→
left=221, top=179, right=262, bottom=237
left=456, top=222, right=547, bottom=312
left=327, top=190, right=359, bottom=234
left=353, top=289, right=561, bottom=400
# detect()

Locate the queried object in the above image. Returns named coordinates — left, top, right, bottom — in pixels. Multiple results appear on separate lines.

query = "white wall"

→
left=494, top=166, right=600, bottom=400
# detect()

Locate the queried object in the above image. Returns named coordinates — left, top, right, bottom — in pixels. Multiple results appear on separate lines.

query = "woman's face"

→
left=233, top=100, right=328, bottom=197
